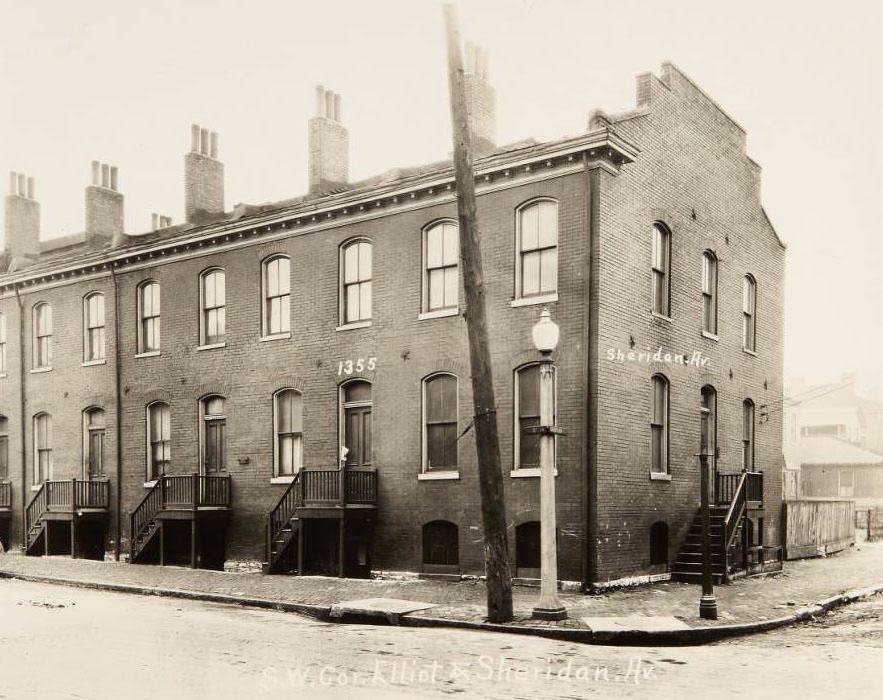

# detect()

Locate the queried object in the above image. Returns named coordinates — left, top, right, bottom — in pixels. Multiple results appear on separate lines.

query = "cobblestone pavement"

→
left=1, top=540, right=882, bottom=629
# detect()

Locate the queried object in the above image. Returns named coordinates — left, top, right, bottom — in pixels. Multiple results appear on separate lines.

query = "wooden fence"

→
left=855, top=507, right=883, bottom=542
left=784, top=500, right=855, bottom=560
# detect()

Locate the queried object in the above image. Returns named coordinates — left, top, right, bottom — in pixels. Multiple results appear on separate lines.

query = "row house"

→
left=0, top=60, right=785, bottom=588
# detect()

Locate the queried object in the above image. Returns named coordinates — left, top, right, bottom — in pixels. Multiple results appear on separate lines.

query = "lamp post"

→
left=698, top=413, right=718, bottom=620
left=530, top=309, right=567, bottom=621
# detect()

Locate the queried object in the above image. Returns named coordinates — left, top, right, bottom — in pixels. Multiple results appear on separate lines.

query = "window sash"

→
left=139, top=284, right=161, bottom=352
left=0, top=436, right=8, bottom=478
left=87, top=429, right=105, bottom=477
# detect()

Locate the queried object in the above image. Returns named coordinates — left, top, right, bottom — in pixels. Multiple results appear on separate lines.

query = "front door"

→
left=202, top=396, right=226, bottom=474
left=342, top=381, right=372, bottom=468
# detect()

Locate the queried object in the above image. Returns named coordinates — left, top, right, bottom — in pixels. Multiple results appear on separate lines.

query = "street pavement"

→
left=1, top=578, right=881, bottom=700
left=1, top=540, right=883, bottom=629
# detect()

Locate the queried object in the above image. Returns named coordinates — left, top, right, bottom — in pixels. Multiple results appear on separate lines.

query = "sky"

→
left=1, top=0, right=881, bottom=392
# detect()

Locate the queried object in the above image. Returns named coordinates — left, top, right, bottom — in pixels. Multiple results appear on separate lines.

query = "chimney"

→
left=85, top=161, right=124, bottom=246
left=3, top=171, right=40, bottom=261
left=151, top=213, right=173, bottom=230
left=308, top=86, right=349, bottom=194
left=464, top=43, right=496, bottom=156
left=185, top=124, right=224, bottom=223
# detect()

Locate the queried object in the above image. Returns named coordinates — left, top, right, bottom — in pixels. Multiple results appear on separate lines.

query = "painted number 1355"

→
left=337, top=357, right=377, bottom=375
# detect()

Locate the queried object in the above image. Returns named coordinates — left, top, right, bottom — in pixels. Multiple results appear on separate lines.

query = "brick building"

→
left=0, top=61, right=785, bottom=589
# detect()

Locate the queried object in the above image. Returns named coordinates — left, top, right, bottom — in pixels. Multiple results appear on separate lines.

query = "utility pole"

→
left=443, top=3, right=513, bottom=623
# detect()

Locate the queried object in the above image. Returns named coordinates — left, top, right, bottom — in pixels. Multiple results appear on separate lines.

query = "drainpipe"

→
left=110, top=266, right=122, bottom=561
left=14, top=285, right=26, bottom=550
left=581, top=153, right=600, bottom=592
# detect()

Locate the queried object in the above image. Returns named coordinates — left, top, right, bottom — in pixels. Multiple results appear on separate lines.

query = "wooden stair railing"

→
left=129, top=480, right=163, bottom=561
left=25, top=483, right=48, bottom=552
left=265, top=472, right=303, bottom=571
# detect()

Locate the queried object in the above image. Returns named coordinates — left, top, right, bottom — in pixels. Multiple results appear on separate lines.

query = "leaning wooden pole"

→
left=443, top=4, right=513, bottom=623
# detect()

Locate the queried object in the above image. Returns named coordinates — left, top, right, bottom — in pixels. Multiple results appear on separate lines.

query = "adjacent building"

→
left=0, top=61, right=785, bottom=587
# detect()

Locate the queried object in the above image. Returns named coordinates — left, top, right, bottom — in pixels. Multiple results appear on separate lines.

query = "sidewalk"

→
left=2, top=541, right=882, bottom=644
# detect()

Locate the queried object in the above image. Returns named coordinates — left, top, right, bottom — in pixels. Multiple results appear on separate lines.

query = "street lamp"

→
left=530, top=309, right=567, bottom=621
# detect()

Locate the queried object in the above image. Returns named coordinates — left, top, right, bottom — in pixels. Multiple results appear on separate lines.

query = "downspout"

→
left=110, top=266, right=122, bottom=561
left=581, top=154, right=600, bottom=591
left=14, top=285, right=26, bottom=550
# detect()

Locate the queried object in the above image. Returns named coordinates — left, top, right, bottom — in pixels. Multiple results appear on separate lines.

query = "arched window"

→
left=33, top=302, right=52, bottom=369
left=262, top=256, right=290, bottom=337
left=701, top=251, right=718, bottom=335
left=514, top=363, right=556, bottom=471
left=743, top=275, right=757, bottom=351
left=0, top=311, right=7, bottom=373
left=83, top=408, right=106, bottom=479
left=137, top=281, right=161, bottom=353
left=83, top=292, right=106, bottom=362
left=0, top=415, right=8, bottom=479
left=33, top=412, right=52, bottom=483
left=742, top=399, right=755, bottom=471
left=146, top=402, right=170, bottom=481
left=651, top=223, right=671, bottom=316
left=700, top=385, right=717, bottom=475
left=274, top=389, right=303, bottom=477
left=341, top=380, right=372, bottom=467
left=649, top=521, right=669, bottom=566
left=201, top=396, right=226, bottom=474
left=340, top=239, right=372, bottom=324
left=515, top=521, right=541, bottom=578
left=422, top=520, right=459, bottom=567
left=651, top=374, right=669, bottom=474
left=516, top=199, right=558, bottom=299
left=423, top=221, right=459, bottom=313
left=423, top=374, right=458, bottom=472
left=200, top=268, right=226, bottom=346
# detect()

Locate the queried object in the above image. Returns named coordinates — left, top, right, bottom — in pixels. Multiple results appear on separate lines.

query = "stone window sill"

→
left=259, top=333, right=290, bottom=343
left=743, top=347, right=758, bottom=357
left=701, top=331, right=719, bottom=342
left=650, top=472, right=672, bottom=481
left=82, top=358, right=107, bottom=367
left=0, top=372, right=7, bottom=379
left=651, top=312, right=672, bottom=323
left=270, top=476, right=296, bottom=485
left=135, top=351, right=161, bottom=359
left=30, top=367, right=52, bottom=374
left=417, top=471, right=460, bottom=481
left=418, top=308, right=459, bottom=321
left=336, top=320, right=372, bottom=332
left=31, top=484, right=43, bottom=491
left=144, top=480, right=158, bottom=488
left=510, top=292, right=558, bottom=308
left=510, top=468, right=558, bottom=478
left=197, top=342, right=226, bottom=351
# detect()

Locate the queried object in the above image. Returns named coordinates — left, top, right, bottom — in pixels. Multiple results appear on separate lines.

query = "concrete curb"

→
left=2, top=568, right=881, bottom=647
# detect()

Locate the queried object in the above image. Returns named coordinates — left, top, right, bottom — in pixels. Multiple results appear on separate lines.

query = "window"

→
left=84, top=408, right=106, bottom=479
left=514, top=364, right=557, bottom=470
left=700, top=385, right=717, bottom=474
left=649, top=521, right=669, bottom=566
left=33, top=413, right=51, bottom=483
left=342, top=380, right=372, bottom=467
left=201, top=396, right=226, bottom=474
left=262, top=256, right=290, bottom=337
left=147, top=402, right=170, bottom=482
left=274, top=389, right=303, bottom=477
left=341, top=240, right=372, bottom=324
left=83, top=293, right=106, bottom=362
left=702, top=251, right=718, bottom=334
left=0, top=312, right=6, bottom=373
left=743, top=275, right=757, bottom=351
left=424, top=374, right=458, bottom=472
left=424, top=221, right=459, bottom=312
left=517, top=199, right=558, bottom=298
left=33, top=303, right=52, bottom=368
left=515, top=521, right=541, bottom=578
left=651, top=223, right=671, bottom=316
left=0, top=415, right=8, bottom=479
left=651, top=375, right=669, bottom=473
left=422, top=521, right=459, bottom=567
left=742, top=399, right=755, bottom=471
left=137, top=282, right=161, bottom=353
left=200, top=269, right=226, bottom=345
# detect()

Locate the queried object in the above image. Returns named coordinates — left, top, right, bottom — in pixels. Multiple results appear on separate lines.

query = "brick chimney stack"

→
left=185, top=124, right=224, bottom=223
left=308, top=86, right=349, bottom=194
left=85, top=161, right=124, bottom=246
left=3, top=171, right=40, bottom=261
left=464, top=43, right=496, bottom=157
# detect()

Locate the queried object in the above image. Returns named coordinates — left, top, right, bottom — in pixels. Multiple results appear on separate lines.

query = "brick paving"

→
left=1, top=541, right=882, bottom=629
